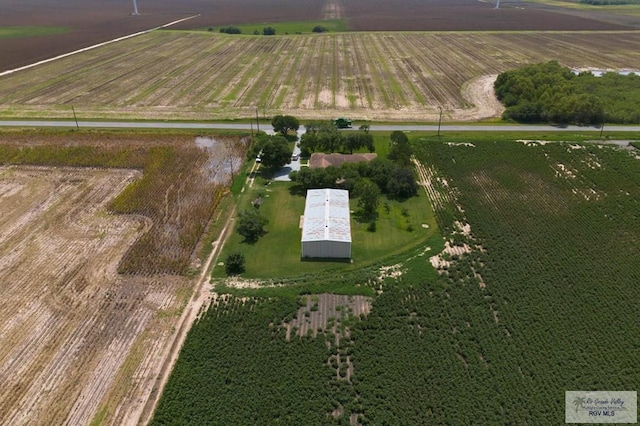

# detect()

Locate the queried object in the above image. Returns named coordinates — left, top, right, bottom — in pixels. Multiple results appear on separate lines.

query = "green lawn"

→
left=0, top=26, right=67, bottom=39
left=213, top=176, right=437, bottom=279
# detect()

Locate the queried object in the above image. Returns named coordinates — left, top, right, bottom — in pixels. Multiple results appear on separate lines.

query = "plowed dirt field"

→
left=0, top=165, right=190, bottom=425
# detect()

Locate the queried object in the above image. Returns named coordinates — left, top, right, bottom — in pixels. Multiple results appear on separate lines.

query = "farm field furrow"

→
left=0, top=166, right=189, bottom=426
left=2, top=31, right=640, bottom=121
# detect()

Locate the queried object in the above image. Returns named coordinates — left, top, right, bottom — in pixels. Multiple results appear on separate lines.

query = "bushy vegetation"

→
left=312, top=25, right=329, bottom=33
left=495, top=61, right=640, bottom=124
left=248, top=133, right=292, bottom=171
left=236, top=208, right=269, bottom=242
left=219, top=26, right=241, bottom=34
left=224, top=252, right=245, bottom=275
left=271, top=114, right=300, bottom=136
left=290, top=157, right=417, bottom=200
left=389, top=139, right=640, bottom=422
left=151, top=297, right=344, bottom=425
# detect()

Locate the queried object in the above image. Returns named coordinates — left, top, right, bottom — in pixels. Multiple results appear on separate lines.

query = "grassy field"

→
left=0, top=26, right=67, bottom=39
left=1, top=30, right=640, bottom=122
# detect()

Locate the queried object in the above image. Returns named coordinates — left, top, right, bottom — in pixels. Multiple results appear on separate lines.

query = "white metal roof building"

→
left=301, top=189, right=351, bottom=259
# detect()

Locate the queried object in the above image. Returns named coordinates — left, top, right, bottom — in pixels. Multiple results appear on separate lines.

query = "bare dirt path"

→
left=458, top=74, right=505, bottom=121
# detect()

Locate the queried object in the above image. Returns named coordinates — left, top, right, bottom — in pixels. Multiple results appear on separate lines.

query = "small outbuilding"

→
left=301, top=188, right=351, bottom=259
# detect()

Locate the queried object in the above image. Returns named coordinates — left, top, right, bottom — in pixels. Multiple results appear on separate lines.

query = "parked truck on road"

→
left=332, top=117, right=352, bottom=128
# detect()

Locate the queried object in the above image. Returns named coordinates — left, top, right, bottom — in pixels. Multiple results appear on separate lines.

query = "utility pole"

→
left=255, top=106, right=260, bottom=133
left=72, top=106, right=79, bottom=130
left=437, top=107, right=443, bottom=138
left=228, top=157, right=234, bottom=182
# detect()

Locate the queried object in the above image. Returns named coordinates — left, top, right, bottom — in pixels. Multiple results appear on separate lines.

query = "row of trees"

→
left=300, top=121, right=374, bottom=156
left=495, top=61, right=640, bottom=124
left=290, top=158, right=417, bottom=200
left=216, top=26, right=277, bottom=35
left=210, top=26, right=330, bottom=34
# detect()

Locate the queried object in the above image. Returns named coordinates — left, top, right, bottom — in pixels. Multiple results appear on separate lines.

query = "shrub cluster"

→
left=300, top=121, right=374, bottom=156
left=290, top=157, right=417, bottom=200
left=219, top=26, right=241, bottom=34
left=495, top=61, right=640, bottom=124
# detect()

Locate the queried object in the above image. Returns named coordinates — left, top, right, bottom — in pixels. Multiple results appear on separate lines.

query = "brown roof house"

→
left=308, top=153, right=377, bottom=169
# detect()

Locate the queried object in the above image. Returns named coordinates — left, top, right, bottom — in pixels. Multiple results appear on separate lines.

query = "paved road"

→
left=1, top=120, right=640, bottom=132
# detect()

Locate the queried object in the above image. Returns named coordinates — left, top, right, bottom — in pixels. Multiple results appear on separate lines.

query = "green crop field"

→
left=153, top=136, right=640, bottom=423
left=0, top=26, right=67, bottom=39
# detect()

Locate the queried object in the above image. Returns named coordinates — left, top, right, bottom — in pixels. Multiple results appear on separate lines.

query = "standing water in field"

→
left=195, top=137, right=246, bottom=185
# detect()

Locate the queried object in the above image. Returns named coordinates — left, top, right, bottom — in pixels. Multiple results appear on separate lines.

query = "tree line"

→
left=495, top=61, right=640, bottom=125
left=291, top=131, right=416, bottom=199
left=290, top=131, right=417, bottom=221
left=215, top=26, right=276, bottom=35
left=300, top=121, right=374, bottom=155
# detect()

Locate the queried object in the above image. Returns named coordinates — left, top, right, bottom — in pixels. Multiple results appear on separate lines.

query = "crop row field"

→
left=395, top=140, right=640, bottom=423
left=0, top=131, right=248, bottom=425
left=1, top=31, right=639, bottom=121
left=0, top=165, right=191, bottom=426
left=3, top=0, right=633, bottom=72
